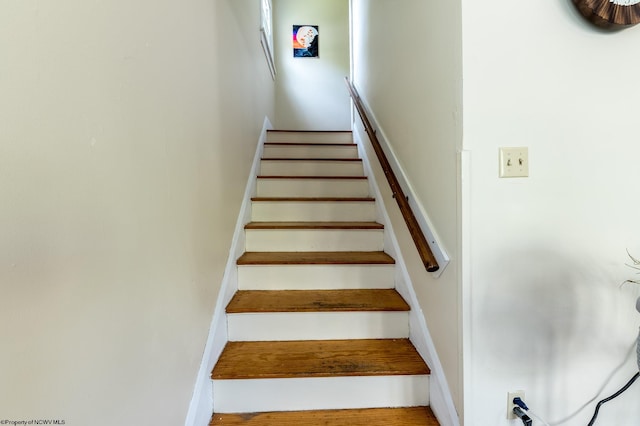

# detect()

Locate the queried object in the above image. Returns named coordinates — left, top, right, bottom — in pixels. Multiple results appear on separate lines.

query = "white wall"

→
left=351, top=0, right=464, bottom=415
left=273, top=0, right=351, bottom=130
left=462, top=1, right=640, bottom=425
left=0, top=1, right=274, bottom=425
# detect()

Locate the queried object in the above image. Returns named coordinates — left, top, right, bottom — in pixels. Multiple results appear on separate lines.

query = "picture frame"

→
left=293, top=25, right=319, bottom=58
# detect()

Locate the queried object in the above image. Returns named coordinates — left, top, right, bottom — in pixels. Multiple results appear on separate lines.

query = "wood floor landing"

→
left=226, top=289, right=410, bottom=313
left=210, top=406, right=439, bottom=425
left=264, top=142, right=357, bottom=147
left=211, top=339, right=430, bottom=380
left=244, top=221, right=384, bottom=230
left=251, top=197, right=375, bottom=202
left=257, top=175, right=368, bottom=179
left=237, top=251, right=395, bottom=265
left=262, top=158, right=363, bottom=162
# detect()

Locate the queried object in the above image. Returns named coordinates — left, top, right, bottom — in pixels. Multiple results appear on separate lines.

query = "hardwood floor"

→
left=251, top=197, right=375, bottom=202
left=210, top=407, right=439, bottom=425
left=226, top=289, right=410, bottom=313
left=236, top=251, right=395, bottom=265
left=244, top=221, right=384, bottom=230
left=211, top=339, right=429, bottom=380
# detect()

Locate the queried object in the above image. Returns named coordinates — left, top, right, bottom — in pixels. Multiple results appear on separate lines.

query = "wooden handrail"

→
left=344, top=77, right=439, bottom=272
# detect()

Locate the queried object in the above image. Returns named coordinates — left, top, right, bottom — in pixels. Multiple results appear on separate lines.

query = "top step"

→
left=267, top=130, right=353, bottom=145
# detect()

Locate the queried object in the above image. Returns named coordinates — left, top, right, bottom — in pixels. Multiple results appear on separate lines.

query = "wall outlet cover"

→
left=507, top=390, right=525, bottom=419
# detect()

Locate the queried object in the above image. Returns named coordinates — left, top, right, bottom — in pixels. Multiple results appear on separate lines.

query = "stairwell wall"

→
left=0, top=1, right=274, bottom=425
left=272, top=0, right=351, bottom=130
left=350, top=0, right=464, bottom=417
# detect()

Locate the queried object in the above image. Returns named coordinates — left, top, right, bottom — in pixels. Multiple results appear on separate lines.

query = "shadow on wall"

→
left=477, top=246, right=625, bottom=378
left=475, top=245, right=640, bottom=423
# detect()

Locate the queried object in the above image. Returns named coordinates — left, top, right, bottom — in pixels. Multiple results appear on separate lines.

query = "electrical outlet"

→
left=507, top=390, right=525, bottom=420
left=499, top=147, right=529, bottom=178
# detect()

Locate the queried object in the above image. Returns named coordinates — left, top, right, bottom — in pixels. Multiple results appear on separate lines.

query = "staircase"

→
left=210, top=130, right=439, bottom=425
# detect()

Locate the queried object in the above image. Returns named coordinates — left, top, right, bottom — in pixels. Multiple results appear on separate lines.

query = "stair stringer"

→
left=353, top=125, right=460, bottom=426
left=184, top=117, right=272, bottom=426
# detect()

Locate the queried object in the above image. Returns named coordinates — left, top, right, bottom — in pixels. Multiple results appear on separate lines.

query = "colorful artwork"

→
left=293, top=25, right=319, bottom=58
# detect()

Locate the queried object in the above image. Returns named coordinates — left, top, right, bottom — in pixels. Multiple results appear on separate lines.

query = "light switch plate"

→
left=499, top=147, right=528, bottom=178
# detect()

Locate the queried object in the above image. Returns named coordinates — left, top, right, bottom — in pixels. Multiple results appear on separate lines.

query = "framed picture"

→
left=293, top=25, right=319, bottom=58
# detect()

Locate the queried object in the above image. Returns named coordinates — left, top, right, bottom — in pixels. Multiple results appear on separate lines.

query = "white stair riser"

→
left=213, top=375, right=430, bottom=413
left=260, top=160, right=363, bottom=177
left=263, top=145, right=358, bottom=159
left=267, top=131, right=353, bottom=144
left=256, top=178, right=370, bottom=197
left=228, top=312, right=409, bottom=341
left=251, top=201, right=376, bottom=222
left=237, top=264, right=395, bottom=290
left=245, top=229, right=384, bottom=252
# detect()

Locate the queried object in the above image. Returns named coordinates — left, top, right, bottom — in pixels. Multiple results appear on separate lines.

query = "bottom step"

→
left=210, top=406, right=439, bottom=425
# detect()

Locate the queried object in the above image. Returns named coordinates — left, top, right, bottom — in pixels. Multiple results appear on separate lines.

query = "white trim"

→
left=227, top=311, right=409, bottom=341
left=245, top=228, right=384, bottom=252
left=251, top=199, right=376, bottom=222
left=238, top=263, right=394, bottom=290
left=353, top=124, right=460, bottom=426
left=260, top=29, right=276, bottom=80
left=459, top=149, right=473, bottom=426
left=213, top=375, right=430, bottom=413
left=184, top=117, right=272, bottom=426
left=260, top=0, right=276, bottom=80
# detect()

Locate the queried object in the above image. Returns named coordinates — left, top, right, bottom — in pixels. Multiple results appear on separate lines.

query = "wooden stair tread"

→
left=264, top=142, right=356, bottom=147
left=237, top=251, right=395, bottom=265
left=244, top=221, right=383, bottom=230
left=251, top=197, right=375, bottom=202
left=262, top=158, right=362, bottom=162
left=226, top=289, right=409, bottom=313
left=257, top=175, right=367, bottom=180
left=211, top=339, right=430, bottom=380
left=268, top=130, right=353, bottom=133
left=210, top=406, right=439, bottom=425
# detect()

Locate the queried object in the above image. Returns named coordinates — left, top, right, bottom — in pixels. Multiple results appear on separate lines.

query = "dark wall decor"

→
left=293, top=25, right=319, bottom=58
left=573, top=0, right=640, bottom=29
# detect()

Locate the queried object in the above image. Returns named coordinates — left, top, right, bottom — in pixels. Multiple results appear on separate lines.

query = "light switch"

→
left=499, top=147, right=528, bottom=178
